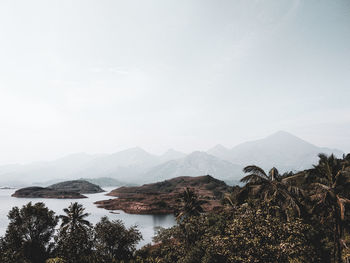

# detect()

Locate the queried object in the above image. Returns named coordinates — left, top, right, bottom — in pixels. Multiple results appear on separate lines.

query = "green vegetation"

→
left=138, top=205, right=321, bottom=263
left=94, top=217, right=142, bottom=262
left=0, top=202, right=141, bottom=263
left=55, top=203, right=94, bottom=263
left=0, top=202, right=57, bottom=263
left=176, top=187, right=204, bottom=221
left=138, top=153, right=350, bottom=263
left=1, top=153, right=349, bottom=262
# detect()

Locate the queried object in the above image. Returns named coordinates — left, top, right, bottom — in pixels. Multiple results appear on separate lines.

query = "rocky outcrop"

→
left=95, top=175, right=231, bottom=214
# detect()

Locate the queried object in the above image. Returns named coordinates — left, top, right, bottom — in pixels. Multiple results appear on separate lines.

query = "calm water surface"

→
left=0, top=187, right=176, bottom=248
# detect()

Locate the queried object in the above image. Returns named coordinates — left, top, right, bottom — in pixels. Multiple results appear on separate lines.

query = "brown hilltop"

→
left=95, top=175, right=231, bottom=214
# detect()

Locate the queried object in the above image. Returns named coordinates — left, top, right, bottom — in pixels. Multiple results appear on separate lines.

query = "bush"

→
left=138, top=205, right=323, bottom=263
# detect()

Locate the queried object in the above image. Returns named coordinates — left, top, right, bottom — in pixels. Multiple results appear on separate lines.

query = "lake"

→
left=0, top=187, right=176, bottom=248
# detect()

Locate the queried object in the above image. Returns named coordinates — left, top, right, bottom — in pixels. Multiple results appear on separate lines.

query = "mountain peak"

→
left=160, top=149, right=186, bottom=162
left=209, top=144, right=228, bottom=151
left=163, top=148, right=181, bottom=155
left=117, top=147, right=149, bottom=155
left=222, top=131, right=344, bottom=172
left=267, top=130, right=298, bottom=139
left=129, top=146, right=146, bottom=152
left=263, top=131, right=314, bottom=146
left=207, top=144, right=231, bottom=160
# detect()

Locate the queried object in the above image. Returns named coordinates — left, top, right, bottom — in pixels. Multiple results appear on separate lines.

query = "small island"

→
left=49, top=180, right=105, bottom=194
left=95, top=175, right=231, bottom=214
left=12, top=180, right=104, bottom=199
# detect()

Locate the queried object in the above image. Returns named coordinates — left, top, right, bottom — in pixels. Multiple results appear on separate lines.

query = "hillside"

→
left=79, top=177, right=128, bottom=187
left=95, top=175, right=231, bottom=214
left=159, top=149, right=186, bottom=162
left=208, top=131, right=343, bottom=172
left=49, top=180, right=104, bottom=194
left=0, top=148, right=179, bottom=186
left=0, top=131, right=344, bottom=186
left=144, top=151, right=243, bottom=185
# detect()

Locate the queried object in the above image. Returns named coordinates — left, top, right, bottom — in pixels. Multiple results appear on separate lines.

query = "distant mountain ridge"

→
left=0, top=131, right=344, bottom=186
left=208, top=131, right=343, bottom=172
left=144, top=151, right=242, bottom=185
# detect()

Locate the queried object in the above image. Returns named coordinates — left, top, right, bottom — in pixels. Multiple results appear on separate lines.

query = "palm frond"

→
left=243, top=165, right=268, bottom=179
left=281, top=171, right=305, bottom=183
left=240, top=174, right=267, bottom=184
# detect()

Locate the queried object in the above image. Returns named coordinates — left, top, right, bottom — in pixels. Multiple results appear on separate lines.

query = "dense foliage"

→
left=0, top=202, right=142, bottom=263
left=0, top=153, right=349, bottom=262
left=0, top=202, right=57, bottom=263
left=137, top=205, right=322, bottom=263
left=94, top=216, right=142, bottom=262
left=137, top=153, right=350, bottom=263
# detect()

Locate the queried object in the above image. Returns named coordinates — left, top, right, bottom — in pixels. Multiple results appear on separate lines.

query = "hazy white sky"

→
left=0, top=0, right=350, bottom=164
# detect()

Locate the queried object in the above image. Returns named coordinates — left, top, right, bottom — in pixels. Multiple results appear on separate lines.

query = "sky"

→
left=0, top=0, right=349, bottom=164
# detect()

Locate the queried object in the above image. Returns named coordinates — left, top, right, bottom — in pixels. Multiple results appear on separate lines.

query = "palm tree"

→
left=238, top=165, right=304, bottom=219
left=59, top=202, right=91, bottom=233
left=308, top=153, right=350, bottom=263
left=176, top=188, right=203, bottom=221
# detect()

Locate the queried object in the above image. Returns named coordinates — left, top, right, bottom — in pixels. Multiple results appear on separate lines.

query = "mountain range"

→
left=0, top=131, right=344, bottom=187
left=208, top=131, right=343, bottom=172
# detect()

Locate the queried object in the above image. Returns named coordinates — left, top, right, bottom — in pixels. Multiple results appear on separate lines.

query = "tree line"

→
left=1, top=153, right=349, bottom=263
left=0, top=202, right=142, bottom=263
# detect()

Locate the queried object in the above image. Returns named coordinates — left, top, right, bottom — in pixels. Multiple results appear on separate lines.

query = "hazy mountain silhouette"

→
left=144, top=151, right=242, bottom=185
left=0, top=131, right=344, bottom=186
left=207, top=144, right=231, bottom=160
left=208, top=131, right=343, bottom=172
left=159, top=149, right=186, bottom=162
left=71, top=147, right=160, bottom=180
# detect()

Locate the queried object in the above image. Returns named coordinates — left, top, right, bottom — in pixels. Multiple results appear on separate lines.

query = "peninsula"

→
left=95, top=175, right=231, bottom=214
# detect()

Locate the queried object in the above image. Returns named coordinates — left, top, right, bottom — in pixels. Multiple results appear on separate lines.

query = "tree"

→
left=55, top=203, right=94, bottom=263
left=94, top=216, right=142, bottom=262
left=139, top=205, right=322, bottom=263
left=238, top=165, right=304, bottom=219
left=0, top=202, right=57, bottom=263
left=206, top=205, right=320, bottom=263
left=59, top=202, right=91, bottom=233
left=308, top=153, right=350, bottom=263
left=176, top=188, right=203, bottom=221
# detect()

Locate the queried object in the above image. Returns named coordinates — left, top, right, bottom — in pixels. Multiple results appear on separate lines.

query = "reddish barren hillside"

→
left=95, top=175, right=231, bottom=214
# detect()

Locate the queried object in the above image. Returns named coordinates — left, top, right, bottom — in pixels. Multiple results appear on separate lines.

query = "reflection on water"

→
left=153, top=214, right=174, bottom=225
left=0, top=187, right=176, bottom=248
